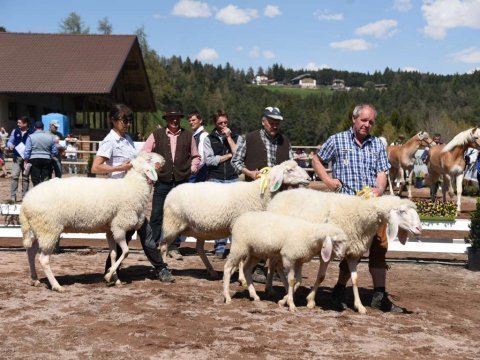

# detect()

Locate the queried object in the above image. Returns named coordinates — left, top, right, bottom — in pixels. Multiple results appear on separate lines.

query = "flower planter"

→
left=467, top=247, right=480, bottom=271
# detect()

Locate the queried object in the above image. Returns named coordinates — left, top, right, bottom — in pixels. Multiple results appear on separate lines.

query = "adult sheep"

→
left=223, top=211, right=347, bottom=312
left=267, top=188, right=422, bottom=314
left=161, top=160, right=311, bottom=279
left=20, top=151, right=165, bottom=292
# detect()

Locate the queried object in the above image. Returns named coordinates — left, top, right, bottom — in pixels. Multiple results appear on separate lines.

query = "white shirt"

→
left=193, top=126, right=209, bottom=167
left=96, top=129, right=137, bottom=179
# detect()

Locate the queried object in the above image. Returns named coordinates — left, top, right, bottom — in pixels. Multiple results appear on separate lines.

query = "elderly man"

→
left=48, top=120, right=65, bottom=178
left=312, top=103, right=404, bottom=313
left=7, top=116, right=34, bottom=201
left=232, top=106, right=294, bottom=282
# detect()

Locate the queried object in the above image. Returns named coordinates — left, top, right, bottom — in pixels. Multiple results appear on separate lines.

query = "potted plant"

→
left=414, top=170, right=425, bottom=189
left=465, top=198, right=480, bottom=271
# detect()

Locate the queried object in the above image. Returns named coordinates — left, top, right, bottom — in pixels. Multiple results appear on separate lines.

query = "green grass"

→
left=260, top=85, right=333, bottom=97
left=419, top=215, right=457, bottom=222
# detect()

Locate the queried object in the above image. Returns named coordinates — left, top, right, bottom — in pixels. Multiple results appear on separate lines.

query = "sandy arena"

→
left=1, top=177, right=479, bottom=359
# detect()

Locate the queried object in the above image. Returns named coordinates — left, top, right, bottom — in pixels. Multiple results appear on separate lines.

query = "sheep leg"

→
left=105, top=239, right=129, bottom=284
left=306, top=258, right=330, bottom=309
left=347, top=257, right=367, bottom=314
left=105, top=232, right=121, bottom=286
left=38, top=251, right=64, bottom=293
left=196, top=239, right=219, bottom=279
left=237, top=258, right=247, bottom=287
left=223, top=257, right=237, bottom=304
left=279, top=258, right=297, bottom=312
left=27, top=238, right=41, bottom=287
left=279, top=261, right=302, bottom=311
left=243, top=255, right=260, bottom=301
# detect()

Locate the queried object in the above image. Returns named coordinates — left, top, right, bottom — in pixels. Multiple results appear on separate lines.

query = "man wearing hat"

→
left=24, top=121, right=57, bottom=186
left=142, top=105, right=201, bottom=261
left=48, top=120, right=65, bottom=178
left=7, top=116, right=34, bottom=201
left=231, top=106, right=294, bottom=282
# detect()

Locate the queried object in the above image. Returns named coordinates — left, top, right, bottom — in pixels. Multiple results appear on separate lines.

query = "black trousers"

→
left=104, top=217, right=167, bottom=274
left=30, top=158, right=52, bottom=186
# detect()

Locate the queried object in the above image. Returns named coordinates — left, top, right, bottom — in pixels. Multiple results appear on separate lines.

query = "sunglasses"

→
left=116, top=118, right=132, bottom=124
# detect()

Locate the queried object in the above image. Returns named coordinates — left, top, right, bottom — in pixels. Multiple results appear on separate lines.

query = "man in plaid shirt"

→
left=313, top=104, right=404, bottom=313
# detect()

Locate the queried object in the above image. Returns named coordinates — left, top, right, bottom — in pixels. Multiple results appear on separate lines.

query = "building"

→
left=252, top=74, right=272, bottom=85
left=330, top=79, right=348, bottom=91
left=290, top=74, right=317, bottom=88
left=0, top=32, right=155, bottom=139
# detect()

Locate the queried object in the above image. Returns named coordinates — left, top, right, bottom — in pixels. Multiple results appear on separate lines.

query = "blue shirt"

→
left=317, top=128, right=390, bottom=195
left=24, top=130, right=58, bottom=160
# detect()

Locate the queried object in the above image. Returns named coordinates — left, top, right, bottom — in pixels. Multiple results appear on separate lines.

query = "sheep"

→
left=266, top=188, right=422, bottom=314
left=20, top=151, right=165, bottom=292
left=161, top=160, right=311, bottom=279
left=223, top=211, right=347, bottom=312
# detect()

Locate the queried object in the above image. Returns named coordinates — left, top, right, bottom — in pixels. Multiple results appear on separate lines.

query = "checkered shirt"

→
left=317, top=128, right=390, bottom=195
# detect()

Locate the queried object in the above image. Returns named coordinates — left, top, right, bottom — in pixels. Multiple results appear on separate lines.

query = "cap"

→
left=263, top=106, right=283, bottom=121
left=50, top=120, right=60, bottom=128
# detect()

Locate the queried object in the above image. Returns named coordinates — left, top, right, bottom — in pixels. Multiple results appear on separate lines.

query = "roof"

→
left=0, top=32, right=137, bottom=94
left=291, top=73, right=313, bottom=82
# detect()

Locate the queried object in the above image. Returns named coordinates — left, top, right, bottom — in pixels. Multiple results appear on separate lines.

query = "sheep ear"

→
left=269, top=167, right=284, bottom=192
left=321, top=236, right=333, bottom=262
left=387, top=209, right=399, bottom=243
left=143, top=165, right=158, bottom=182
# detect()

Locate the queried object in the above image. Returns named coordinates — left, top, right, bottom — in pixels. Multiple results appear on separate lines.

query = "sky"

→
left=1, top=0, right=480, bottom=75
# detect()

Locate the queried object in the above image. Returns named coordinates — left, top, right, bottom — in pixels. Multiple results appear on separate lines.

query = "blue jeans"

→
left=207, top=177, right=238, bottom=254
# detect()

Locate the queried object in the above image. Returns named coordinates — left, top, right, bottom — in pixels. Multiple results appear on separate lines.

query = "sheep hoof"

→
left=288, top=306, right=296, bottom=313
left=307, top=301, right=316, bottom=309
left=278, top=299, right=287, bottom=307
left=252, top=295, right=261, bottom=302
left=239, top=279, right=248, bottom=288
left=356, top=305, right=367, bottom=314
left=52, top=285, right=65, bottom=293
left=224, top=297, right=232, bottom=304
left=30, top=279, right=41, bottom=287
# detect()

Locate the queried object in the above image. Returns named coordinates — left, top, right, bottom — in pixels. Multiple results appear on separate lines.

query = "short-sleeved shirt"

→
left=318, top=128, right=390, bottom=195
left=96, top=129, right=137, bottom=179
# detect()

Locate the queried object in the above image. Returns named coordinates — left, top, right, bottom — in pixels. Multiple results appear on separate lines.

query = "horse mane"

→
left=442, top=128, right=477, bottom=153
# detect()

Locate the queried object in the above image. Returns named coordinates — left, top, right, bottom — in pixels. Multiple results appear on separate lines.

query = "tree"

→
left=97, top=17, right=112, bottom=35
left=0, top=26, right=6, bottom=32
left=135, top=26, right=149, bottom=55
left=59, top=12, right=90, bottom=34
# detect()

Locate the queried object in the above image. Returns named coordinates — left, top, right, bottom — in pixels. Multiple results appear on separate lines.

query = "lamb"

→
left=20, top=151, right=165, bottom=292
left=223, top=211, right=347, bottom=312
left=161, top=160, right=311, bottom=278
left=266, top=188, right=422, bottom=314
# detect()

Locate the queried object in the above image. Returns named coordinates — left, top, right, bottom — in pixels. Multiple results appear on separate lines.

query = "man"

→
left=312, top=103, right=403, bottom=313
left=24, top=121, right=57, bottom=186
left=187, top=110, right=208, bottom=183
left=48, top=120, right=65, bottom=178
left=203, top=110, right=239, bottom=258
left=7, top=116, right=34, bottom=201
left=232, top=106, right=294, bottom=282
left=143, top=105, right=200, bottom=262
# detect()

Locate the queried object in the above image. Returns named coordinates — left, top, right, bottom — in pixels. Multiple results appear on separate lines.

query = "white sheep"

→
left=223, top=211, right=347, bottom=312
left=161, top=160, right=311, bottom=278
left=20, top=152, right=165, bottom=292
left=266, top=189, right=422, bottom=314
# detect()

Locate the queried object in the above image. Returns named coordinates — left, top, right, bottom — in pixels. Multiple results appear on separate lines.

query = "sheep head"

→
left=131, top=152, right=166, bottom=183
left=268, top=160, right=310, bottom=192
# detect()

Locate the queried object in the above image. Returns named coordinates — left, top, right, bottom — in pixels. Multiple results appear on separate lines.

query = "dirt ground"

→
left=1, top=177, right=480, bottom=359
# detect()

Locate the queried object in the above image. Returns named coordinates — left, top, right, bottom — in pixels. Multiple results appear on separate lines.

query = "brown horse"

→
left=427, top=127, right=480, bottom=212
left=387, top=131, right=433, bottom=198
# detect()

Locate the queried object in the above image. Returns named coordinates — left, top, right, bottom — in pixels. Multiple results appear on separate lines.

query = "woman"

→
left=92, top=104, right=174, bottom=284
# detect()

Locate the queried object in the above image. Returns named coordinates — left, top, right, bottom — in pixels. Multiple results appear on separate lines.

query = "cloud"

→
left=305, top=62, right=331, bottom=71
left=249, top=46, right=260, bottom=58
left=400, top=66, right=420, bottom=72
left=330, top=39, right=374, bottom=51
left=195, top=48, right=219, bottom=62
left=394, top=0, right=413, bottom=12
left=172, top=0, right=212, bottom=18
left=264, top=5, right=281, bottom=18
left=263, top=50, right=275, bottom=59
left=355, top=19, right=398, bottom=38
left=216, top=5, right=258, bottom=24
left=421, top=0, right=480, bottom=39
left=236, top=46, right=244, bottom=52
left=314, top=10, right=344, bottom=21
left=449, top=47, right=480, bottom=64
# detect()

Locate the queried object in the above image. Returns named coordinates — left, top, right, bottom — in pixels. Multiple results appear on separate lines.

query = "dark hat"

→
left=263, top=106, right=283, bottom=121
left=34, top=120, right=44, bottom=129
left=163, top=106, right=184, bottom=119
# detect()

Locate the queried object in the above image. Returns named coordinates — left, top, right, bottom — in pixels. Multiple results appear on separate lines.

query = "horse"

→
left=387, top=131, right=434, bottom=198
left=427, top=127, right=480, bottom=212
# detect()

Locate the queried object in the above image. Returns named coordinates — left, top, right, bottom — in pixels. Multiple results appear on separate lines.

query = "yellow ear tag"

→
left=258, top=167, right=271, bottom=194
left=356, top=186, right=373, bottom=199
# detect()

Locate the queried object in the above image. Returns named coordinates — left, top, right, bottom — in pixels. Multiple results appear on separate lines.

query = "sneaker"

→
left=167, top=247, right=183, bottom=260
left=251, top=266, right=267, bottom=284
left=371, top=291, right=405, bottom=313
left=330, top=284, right=348, bottom=311
left=156, top=268, right=175, bottom=283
